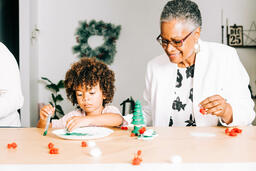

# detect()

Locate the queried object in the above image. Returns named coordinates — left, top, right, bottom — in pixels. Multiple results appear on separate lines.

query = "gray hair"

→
left=160, top=0, right=202, bottom=29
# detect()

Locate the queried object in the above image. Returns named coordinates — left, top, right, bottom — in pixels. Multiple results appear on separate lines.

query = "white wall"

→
left=19, top=0, right=39, bottom=127
left=20, top=0, right=256, bottom=126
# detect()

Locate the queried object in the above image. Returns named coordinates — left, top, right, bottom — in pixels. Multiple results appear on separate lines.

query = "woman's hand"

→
left=200, top=95, right=233, bottom=124
left=65, top=116, right=92, bottom=132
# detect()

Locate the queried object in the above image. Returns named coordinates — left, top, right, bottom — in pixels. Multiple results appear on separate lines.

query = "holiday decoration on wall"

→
left=221, top=9, right=256, bottom=48
left=227, top=24, right=243, bottom=47
left=225, top=21, right=256, bottom=48
left=243, top=21, right=256, bottom=47
left=73, top=20, right=121, bottom=65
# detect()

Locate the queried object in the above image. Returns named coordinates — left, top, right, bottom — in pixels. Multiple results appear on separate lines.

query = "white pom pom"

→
left=87, top=140, right=96, bottom=147
left=90, top=147, right=102, bottom=157
left=143, top=129, right=154, bottom=136
left=170, top=155, right=182, bottom=164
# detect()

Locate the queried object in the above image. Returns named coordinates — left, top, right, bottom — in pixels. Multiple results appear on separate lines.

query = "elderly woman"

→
left=143, top=0, right=255, bottom=127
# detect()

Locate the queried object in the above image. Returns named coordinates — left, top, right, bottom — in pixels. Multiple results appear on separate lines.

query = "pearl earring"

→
left=194, top=42, right=200, bottom=54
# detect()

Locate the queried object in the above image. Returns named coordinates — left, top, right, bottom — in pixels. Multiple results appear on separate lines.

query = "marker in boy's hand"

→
left=40, top=104, right=55, bottom=120
left=38, top=104, right=55, bottom=128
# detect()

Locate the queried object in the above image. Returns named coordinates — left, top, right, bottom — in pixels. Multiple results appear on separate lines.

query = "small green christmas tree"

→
left=131, top=100, right=145, bottom=136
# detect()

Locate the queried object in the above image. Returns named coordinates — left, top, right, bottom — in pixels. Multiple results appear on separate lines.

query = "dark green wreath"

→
left=73, top=20, right=121, bottom=65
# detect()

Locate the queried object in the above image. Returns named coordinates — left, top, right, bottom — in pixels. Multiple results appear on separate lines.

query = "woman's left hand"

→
left=65, top=116, right=91, bottom=132
left=200, top=95, right=233, bottom=124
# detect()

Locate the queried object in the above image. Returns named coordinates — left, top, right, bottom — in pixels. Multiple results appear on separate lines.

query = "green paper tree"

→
left=131, top=100, right=145, bottom=135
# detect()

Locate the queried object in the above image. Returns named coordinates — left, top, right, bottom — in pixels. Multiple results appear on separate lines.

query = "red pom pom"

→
left=229, top=131, right=237, bottom=136
left=48, top=142, right=54, bottom=149
left=49, top=148, right=59, bottom=154
left=49, top=149, right=54, bottom=154
left=121, top=126, right=128, bottom=130
left=7, top=144, right=12, bottom=149
left=132, top=157, right=142, bottom=165
left=232, top=128, right=242, bottom=133
left=139, top=127, right=146, bottom=134
left=130, top=133, right=135, bottom=137
left=137, top=150, right=142, bottom=156
left=81, top=141, right=87, bottom=147
left=200, top=108, right=206, bottom=115
left=225, top=128, right=230, bottom=134
left=7, top=142, right=18, bottom=149
left=53, top=148, right=59, bottom=154
left=11, top=142, right=17, bottom=149
left=236, top=129, right=242, bottom=133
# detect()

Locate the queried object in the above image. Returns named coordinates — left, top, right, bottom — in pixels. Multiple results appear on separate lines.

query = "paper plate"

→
left=52, top=127, right=114, bottom=140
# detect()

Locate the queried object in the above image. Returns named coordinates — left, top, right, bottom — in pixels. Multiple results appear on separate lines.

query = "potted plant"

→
left=41, top=77, right=65, bottom=119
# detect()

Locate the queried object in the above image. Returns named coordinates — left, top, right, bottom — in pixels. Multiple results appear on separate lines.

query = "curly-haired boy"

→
left=37, top=57, right=124, bottom=131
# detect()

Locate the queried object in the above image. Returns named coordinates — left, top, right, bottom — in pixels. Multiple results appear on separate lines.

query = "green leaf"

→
left=49, top=102, right=54, bottom=106
left=55, top=105, right=64, bottom=115
left=41, top=77, right=53, bottom=84
left=51, top=94, right=56, bottom=103
left=46, top=84, right=59, bottom=92
left=57, top=80, right=65, bottom=89
left=55, top=94, right=64, bottom=102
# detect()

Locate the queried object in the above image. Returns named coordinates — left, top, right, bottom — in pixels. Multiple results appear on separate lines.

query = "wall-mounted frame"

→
left=225, top=22, right=256, bottom=48
left=243, top=21, right=256, bottom=48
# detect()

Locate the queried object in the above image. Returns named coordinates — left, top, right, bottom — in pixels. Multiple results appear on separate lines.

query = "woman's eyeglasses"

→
left=156, top=29, right=195, bottom=48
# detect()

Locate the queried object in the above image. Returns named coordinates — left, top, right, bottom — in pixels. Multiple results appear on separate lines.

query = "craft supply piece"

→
left=190, top=132, right=216, bottom=137
left=130, top=133, right=135, bottom=137
left=137, top=129, right=158, bottom=140
left=87, top=140, right=96, bottom=148
left=121, top=126, right=128, bottom=130
left=225, top=127, right=242, bottom=137
left=139, top=127, right=146, bottom=134
left=48, top=142, right=54, bottom=149
left=52, top=127, right=113, bottom=140
left=170, top=155, right=183, bottom=164
left=49, top=148, right=59, bottom=154
left=89, top=147, right=102, bottom=157
left=199, top=108, right=206, bottom=115
left=43, top=109, right=53, bottom=136
left=47, top=143, right=59, bottom=154
left=132, top=150, right=143, bottom=165
left=7, top=142, right=17, bottom=149
left=81, top=141, right=87, bottom=147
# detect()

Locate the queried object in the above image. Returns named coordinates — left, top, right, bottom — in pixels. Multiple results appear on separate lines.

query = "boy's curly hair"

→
left=64, top=57, right=115, bottom=107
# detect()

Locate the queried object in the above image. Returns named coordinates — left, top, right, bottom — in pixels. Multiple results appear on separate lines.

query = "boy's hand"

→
left=65, top=116, right=91, bottom=132
left=40, top=104, right=55, bottom=120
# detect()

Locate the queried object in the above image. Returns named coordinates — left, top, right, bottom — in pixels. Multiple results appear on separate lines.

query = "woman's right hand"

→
left=40, top=104, right=55, bottom=120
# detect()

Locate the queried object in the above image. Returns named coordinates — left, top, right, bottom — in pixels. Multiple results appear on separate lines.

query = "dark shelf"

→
left=231, top=46, right=256, bottom=48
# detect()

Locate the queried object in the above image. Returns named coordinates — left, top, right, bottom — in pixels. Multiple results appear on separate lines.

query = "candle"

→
left=221, top=9, right=223, bottom=26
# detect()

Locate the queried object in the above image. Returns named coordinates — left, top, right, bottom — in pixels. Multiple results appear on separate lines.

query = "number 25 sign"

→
left=228, top=25, right=243, bottom=47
